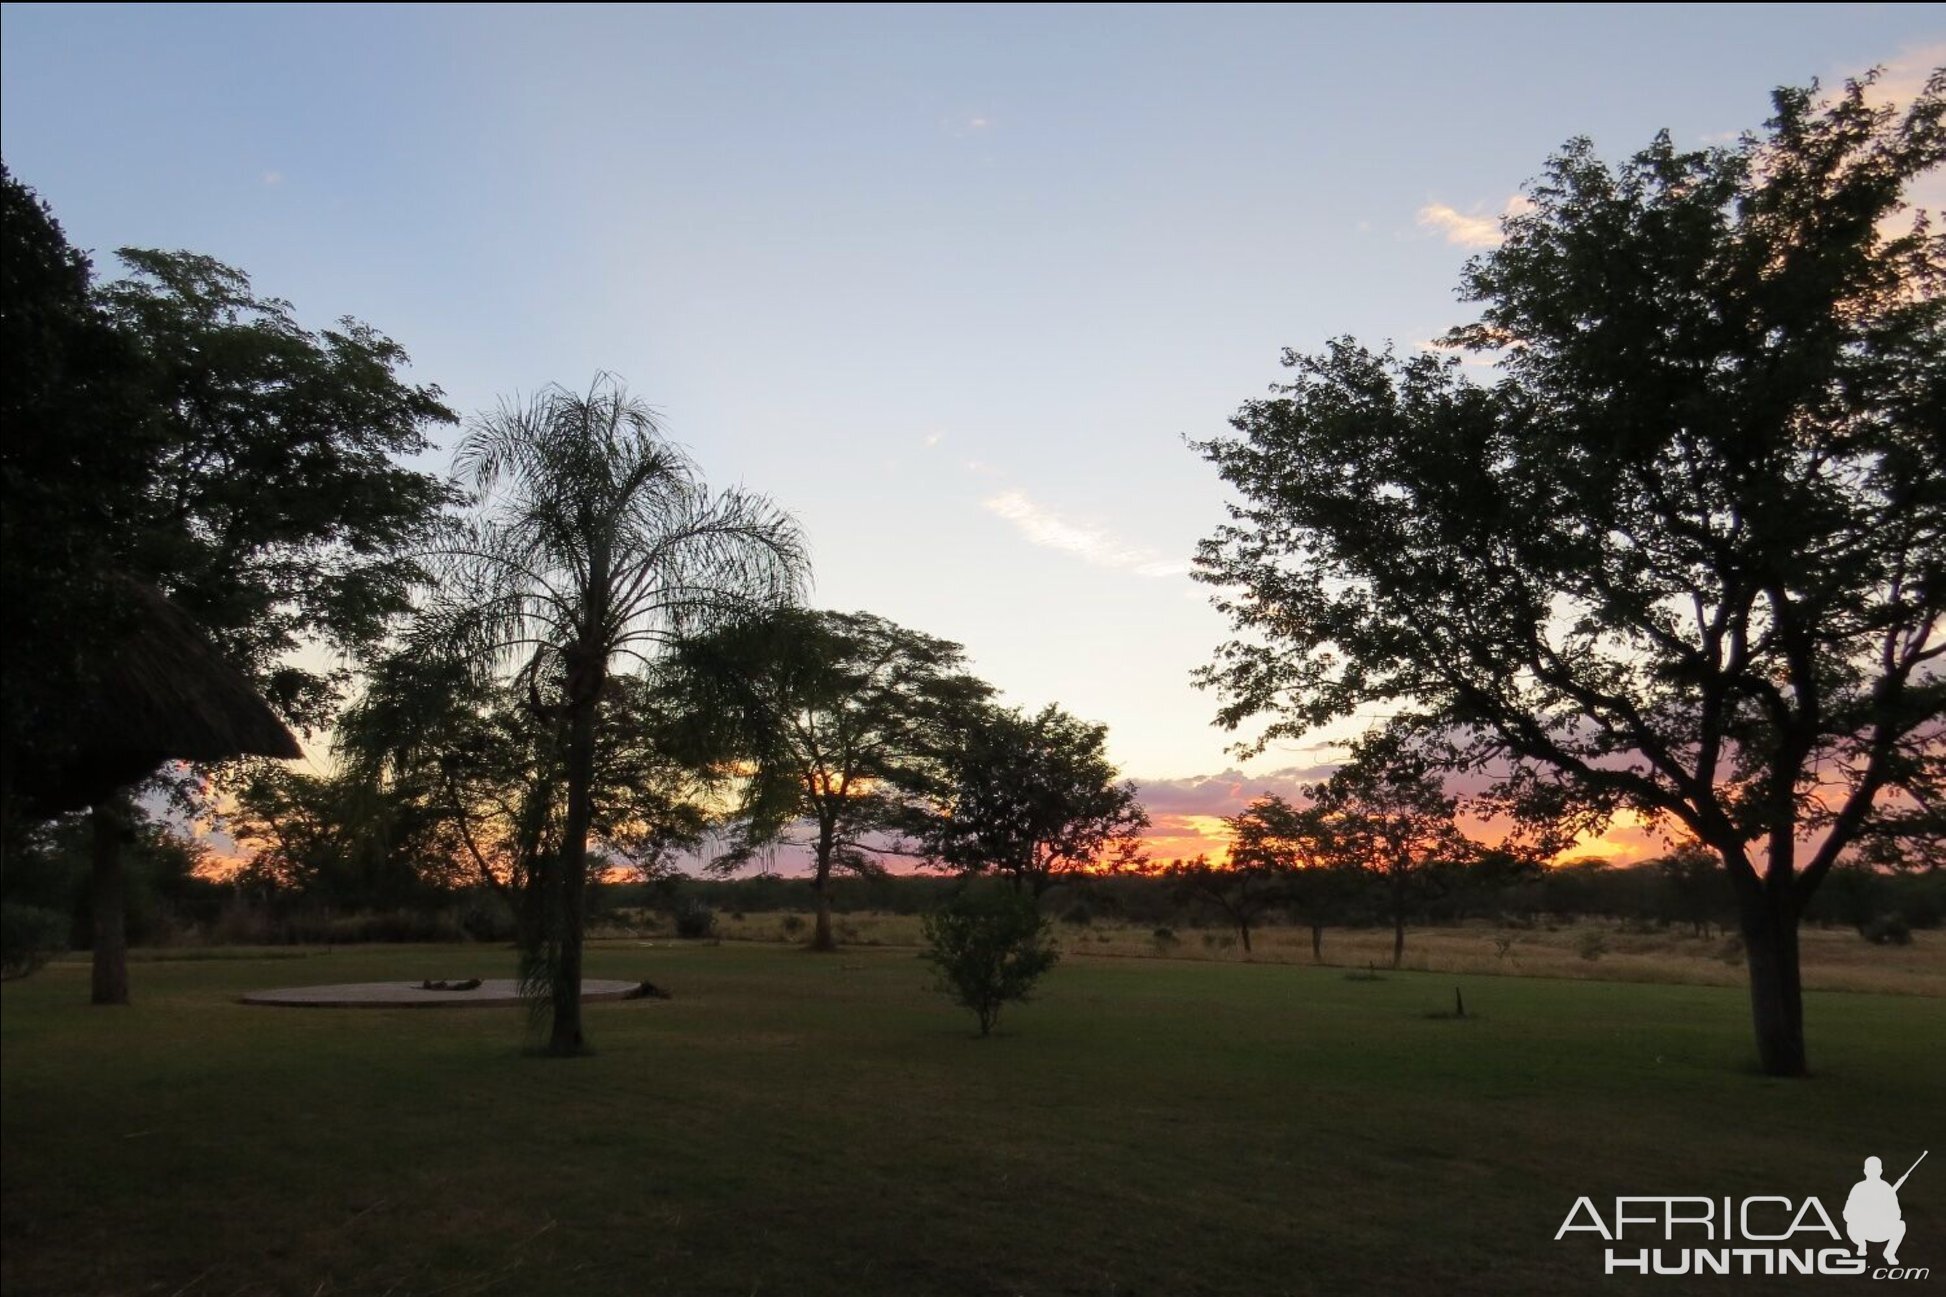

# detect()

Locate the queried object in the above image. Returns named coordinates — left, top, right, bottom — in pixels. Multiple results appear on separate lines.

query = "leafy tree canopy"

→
left=97, top=249, right=458, bottom=726
left=923, top=703, right=1149, bottom=895
left=660, top=607, right=994, bottom=948
left=2, top=164, right=458, bottom=768
left=1193, top=72, right=1944, bottom=1073
left=921, top=885, right=1060, bottom=1037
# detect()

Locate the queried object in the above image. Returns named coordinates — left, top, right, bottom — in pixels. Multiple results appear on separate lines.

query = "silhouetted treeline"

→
left=5, top=825, right=1939, bottom=966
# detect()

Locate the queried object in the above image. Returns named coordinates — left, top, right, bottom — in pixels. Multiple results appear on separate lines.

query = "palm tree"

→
left=426, top=374, right=805, bottom=1054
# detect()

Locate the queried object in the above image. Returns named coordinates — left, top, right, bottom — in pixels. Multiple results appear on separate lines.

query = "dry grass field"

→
left=666, top=911, right=1946, bottom=997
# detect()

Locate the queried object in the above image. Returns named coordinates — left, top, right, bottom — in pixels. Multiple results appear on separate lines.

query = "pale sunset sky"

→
left=4, top=4, right=1940, bottom=864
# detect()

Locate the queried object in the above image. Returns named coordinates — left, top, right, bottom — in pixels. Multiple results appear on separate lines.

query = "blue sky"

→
left=4, top=3, right=1941, bottom=854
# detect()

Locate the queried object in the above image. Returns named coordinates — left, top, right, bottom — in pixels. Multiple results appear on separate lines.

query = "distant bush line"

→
left=2, top=840, right=1939, bottom=962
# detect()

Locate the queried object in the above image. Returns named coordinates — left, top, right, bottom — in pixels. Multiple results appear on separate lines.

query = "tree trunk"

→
left=1237, top=921, right=1252, bottom=954
left=1390, top=870, right=1407, bottom=970
left=809, top=821, right=837, bottom=951
left=810, top=873, right=836, bottom=952
left=811, top=885, right=835, bottom=951
left=1738, top=887, right=1807, bottom=1077
left=548, top=678, right=599, bottom=1057
left=1311, top=923, right=1323, bottom=964
left=90, top=798, right=132, bottom=1006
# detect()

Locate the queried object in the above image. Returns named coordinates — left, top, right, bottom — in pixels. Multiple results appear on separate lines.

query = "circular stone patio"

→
left=241, top=978, right=648, bottom=1008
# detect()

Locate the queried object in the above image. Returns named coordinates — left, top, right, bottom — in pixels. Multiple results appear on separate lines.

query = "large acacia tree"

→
left=661, top=609, right=993, bottom=951
left=922, top=703, right=1149, bottom=896
left=2, top=165, right=455, bottom=1003
left=1194, top=75, right=1943, bottom=1075
left=424, top=376, right=804, bottom=1054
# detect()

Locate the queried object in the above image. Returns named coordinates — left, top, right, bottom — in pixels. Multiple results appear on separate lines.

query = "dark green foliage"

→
left=416, top=375, right=805, bottom=1054
left=2, top=164, right=455, bottom=1010
left=1149, top=855, right=1278, bottom=953
left=4, top=807, right=219, bottom=946
left=1656, top=845, right=1737, bottom=936
left=332, top=665, right=714, bottom=958
left=921, top=703, right=1149, bottom=895
left=672, top=899, right=717, bottom=940
left=1197, top=746, right=1480, bottom=969
left=0, top=903, right=68, bottom=980
left=661, top=608, right=992, bottom=950
left=1220, top=792, right=1387, bottom=961
left=1193, top=74, right=1945, bottom=1075
left=90, top=249, right=457, bottom=729
left=1859, top=913, right=1913, bottom=946
left=220, top=762, right=468, bottom=911
left=1, top=166, right=456, bottom=762
left=921, top=887, right=1060, bottom=1036
left=0, top=165, right=145, bottom=796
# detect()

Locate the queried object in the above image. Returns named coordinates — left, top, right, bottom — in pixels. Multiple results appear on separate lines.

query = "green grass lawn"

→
left=4, top=942, right=1942, bottom=1296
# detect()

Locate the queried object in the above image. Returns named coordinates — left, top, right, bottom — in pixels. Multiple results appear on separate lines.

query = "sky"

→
left=4, top=3, right=1941, bottom=865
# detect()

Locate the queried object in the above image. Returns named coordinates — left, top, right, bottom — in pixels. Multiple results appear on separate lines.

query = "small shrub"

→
left=1715, top=935, right=1745, bottom=964
left=921, top=888, right=1059, bottom=1037
left=456, top=892, right=518, bottom=942
left=1061, top=904, right=1093, bottom=927
left=1491, top=935, right=1518, bottom=962
left=326, top=909, right=468, bottom=944
left=1575, top=930, right=1608, bottom=961
left=0, top=903, right=69, bottom=981
left=1860, top=913, right=1913, bottom=946
left=1151, top=926, right=1179, bottom=949
left=673, top=900, right=717, bottom=940
left=779, top=913, right=807, bottom=939
left=210, top=899, right=278, bottom=945
left=1202, top=932, right=1237, bottom=951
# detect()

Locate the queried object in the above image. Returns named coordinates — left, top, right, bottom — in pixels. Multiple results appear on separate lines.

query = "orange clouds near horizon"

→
left=1133, top=782, right=1674, bottom=871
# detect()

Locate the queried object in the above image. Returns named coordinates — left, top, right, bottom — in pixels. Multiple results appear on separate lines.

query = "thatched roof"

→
left=15, top=576, right=301, bottom=812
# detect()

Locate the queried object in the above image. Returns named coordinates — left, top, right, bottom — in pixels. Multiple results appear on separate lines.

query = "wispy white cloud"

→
left=1840, top=44, right=1946, bottom=237
left=945, top=110, right=999, bottom=138
left=1416, top=194, right=1533, bottom=248
left=1854, top=42, right=1944, bottom=110
left=260, top=170, right=284, bottom=187
left=1415, top=337, right=1498, bottom=370
left=982, top=489, right=1188, bottom=577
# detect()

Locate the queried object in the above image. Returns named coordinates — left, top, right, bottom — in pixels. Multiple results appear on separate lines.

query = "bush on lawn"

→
left=921, top=887, right=1059, bottom=1037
